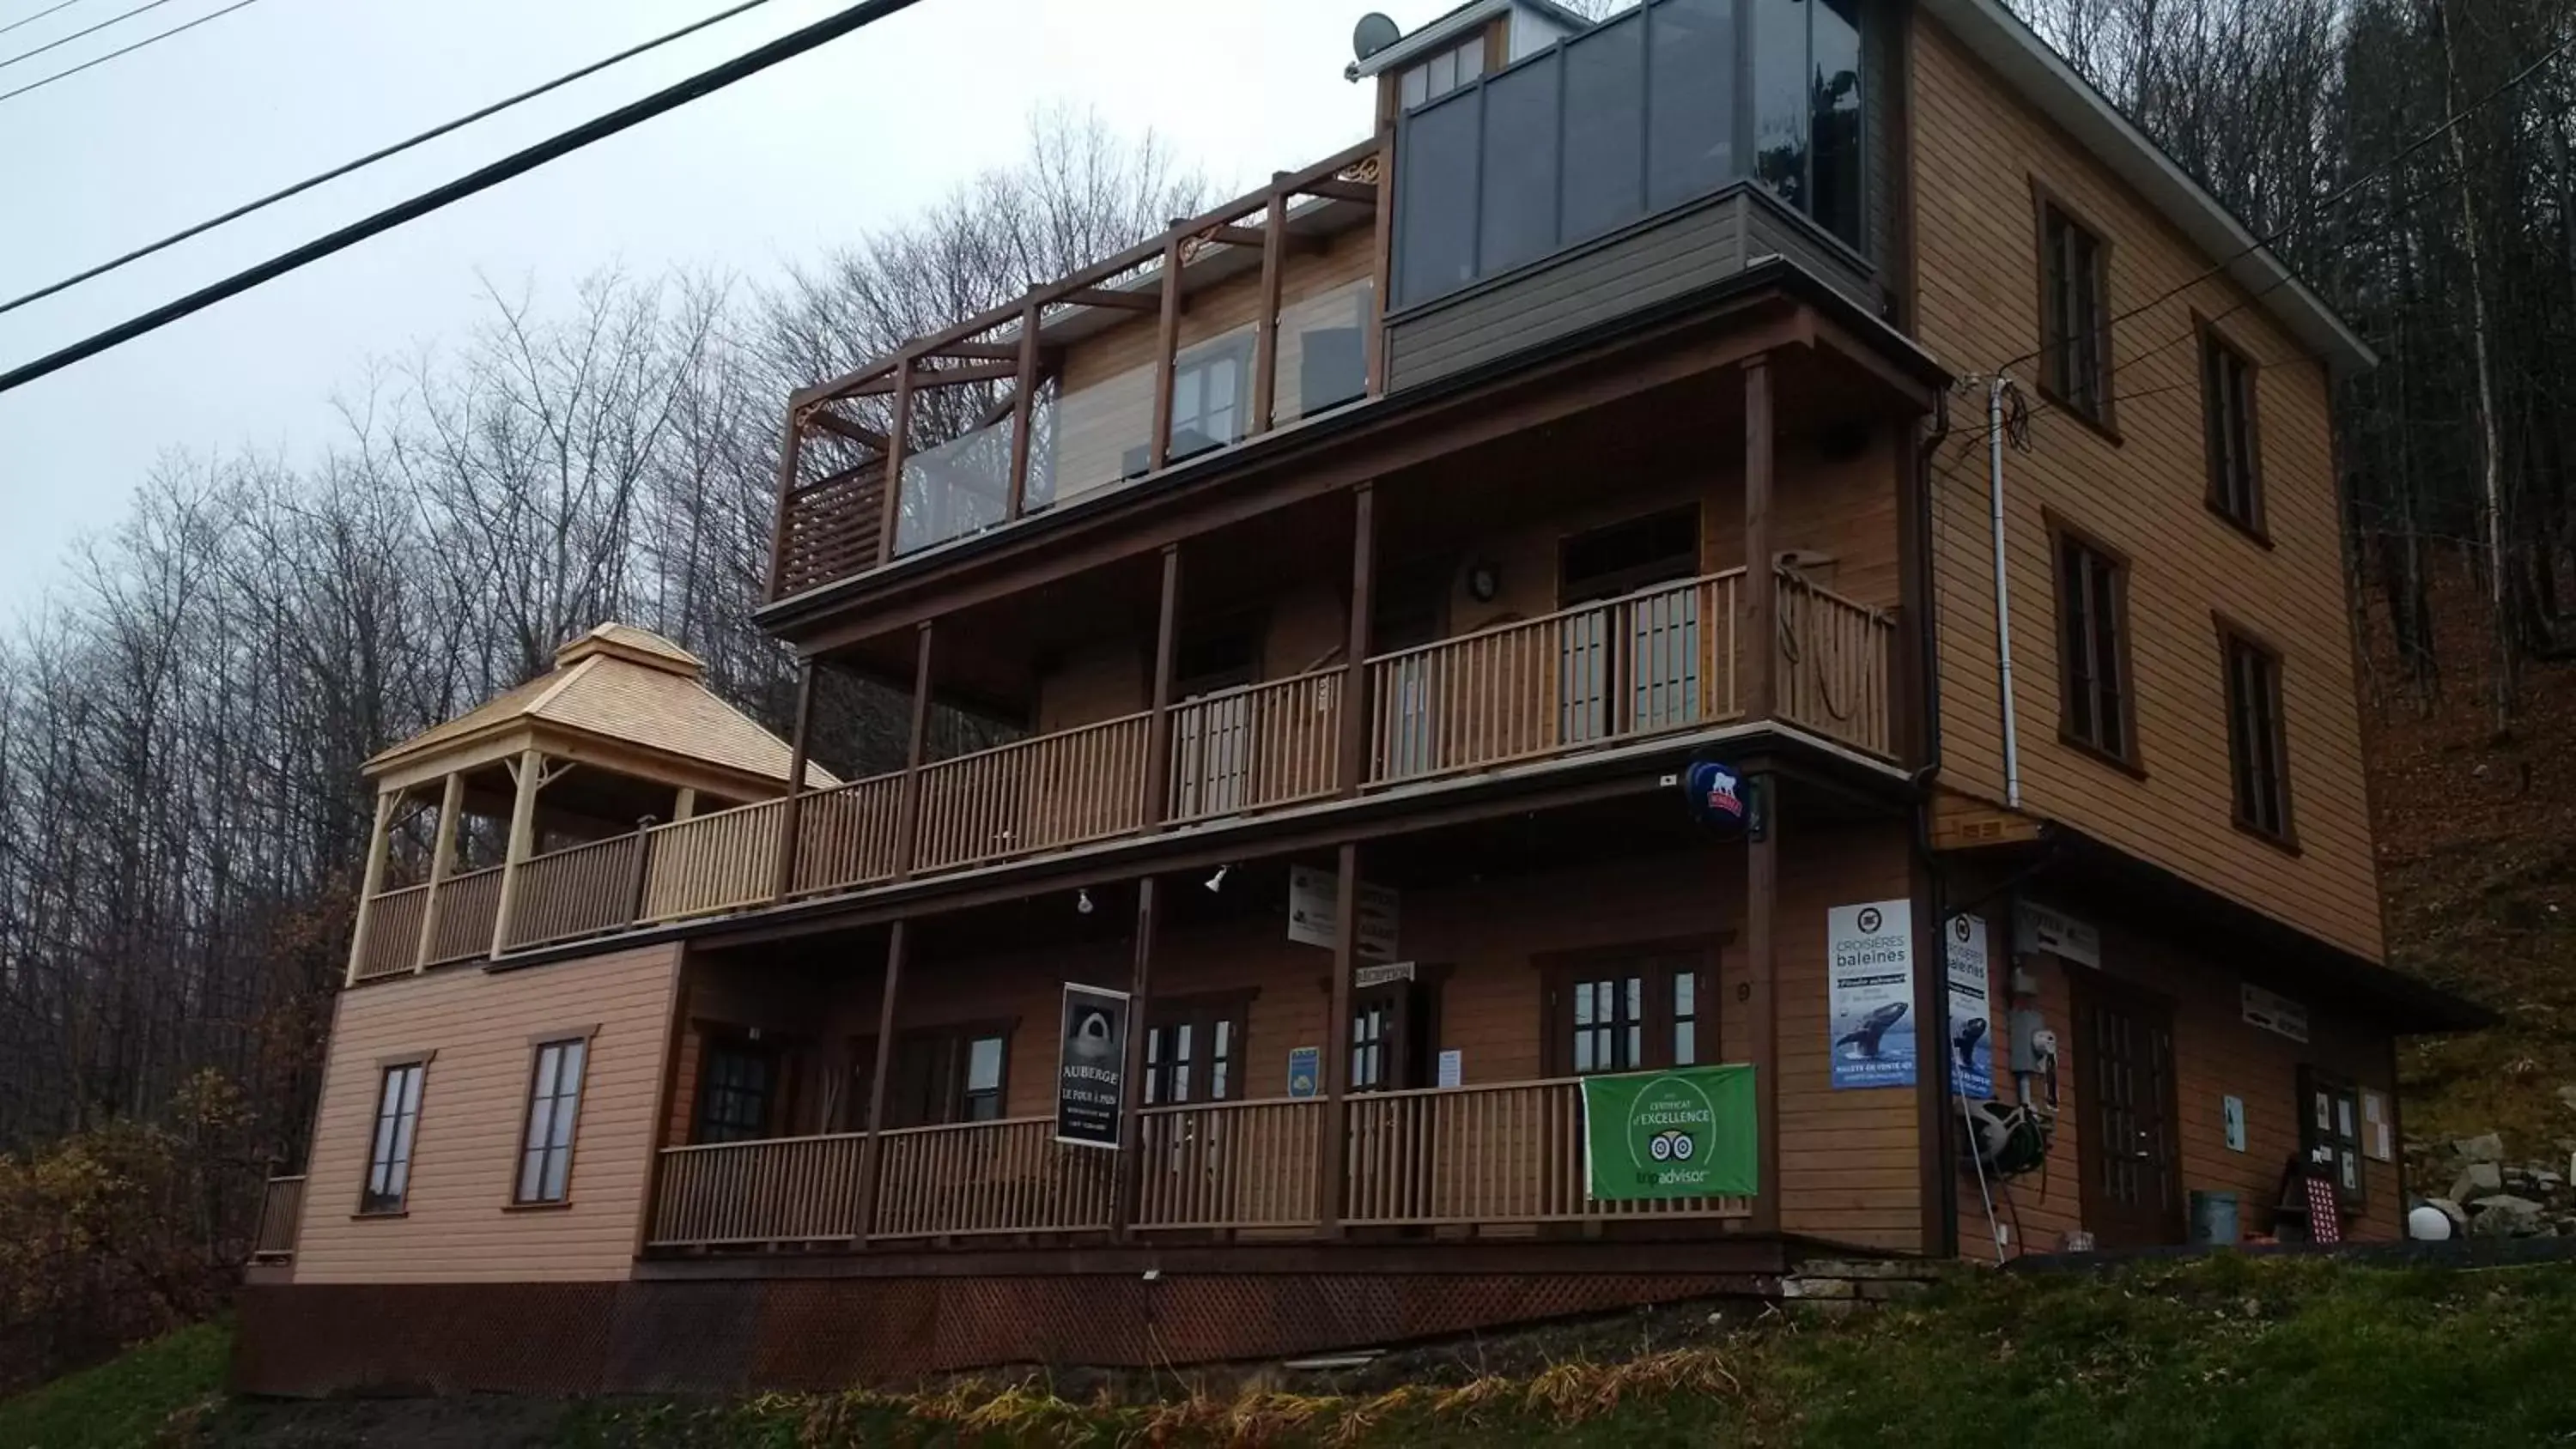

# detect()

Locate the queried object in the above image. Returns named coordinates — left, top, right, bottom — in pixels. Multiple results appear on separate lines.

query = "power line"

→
left=0, top=0, right=188, bottom=69
left=0, top=0, right=94, bottom=40
left=0, top=0, right=784, bottom=318
left=0, top=0, right=266, bottom=104
left=0, top=0, right=927, bottom=396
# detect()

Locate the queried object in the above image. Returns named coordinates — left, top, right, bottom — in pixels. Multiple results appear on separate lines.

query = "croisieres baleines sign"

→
left=1827, top=900, right=1917, bottom=1089
left=1054, top=983, right=1130, bottom=1149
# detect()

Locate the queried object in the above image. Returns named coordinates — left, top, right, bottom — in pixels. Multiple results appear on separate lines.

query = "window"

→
left=881, top=1025, right=1012, bottom=1128
left=1545, top=949, right=1708, bottom=1076
left=2221, top=626, right=2294, bottom=844
left=1143, top=997, right=1248, bottom=1106
left=361, top=1059, right=427, bottom=1214
left=2298, top=1067, right=2364, bottom=1209
left=2201, top=326, right=2263, bottom=536
left=2038, top=198, right=2112, bottom=427
left=1397, top=33, right=1485, bottom=110
left=695, top=1040, right=774, bottom=1144
left=515, top=1037, right=588, bottom=1205
left=1169, top=338, right=1249, bottom=461
left=2053, top=526, right=2136, bottom=768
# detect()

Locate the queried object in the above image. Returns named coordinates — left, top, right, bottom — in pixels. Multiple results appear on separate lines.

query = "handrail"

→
left=1166, top=669, right=1343, bottom=823
left=913, top=710, right=1151, bottom=871
left=1362, top=567, right=1747, bottom=670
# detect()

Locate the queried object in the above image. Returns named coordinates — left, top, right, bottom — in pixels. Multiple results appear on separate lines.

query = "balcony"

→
left=645, top=1078, right=1748, bottom=1251
left=348, top=567, right=1891, bottom=979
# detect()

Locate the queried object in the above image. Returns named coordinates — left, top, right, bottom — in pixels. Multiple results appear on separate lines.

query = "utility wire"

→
left=0, top=0, right=95, bottom=40
left=0, top=0, right=265, bottom=104
left=0, top=0, right=187, bottom=69
left=0, top=0, right=927, bottom=395
left=0, top=0, right=784, bottom=318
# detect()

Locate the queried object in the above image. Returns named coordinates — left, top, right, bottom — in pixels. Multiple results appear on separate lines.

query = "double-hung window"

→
left=361, top=1058, right=428, bottom=1214
left=515, top=1037, right=589, bottom=1205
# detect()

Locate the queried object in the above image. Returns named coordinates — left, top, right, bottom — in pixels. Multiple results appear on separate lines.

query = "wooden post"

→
left=772, top=659, right=818, bottom=902
left=891, top=622, right=936, bottom=881
left=1319, top=842, right=1359, bottom=1236
left=1142, top=545, right=1182, bottom=830
left=1148, top=236, right=1183, bottom=471
left=488, top=749, right=546, bottom=960
left=875, top=359, right=914, bottom=567
left=1745, top=772, right=1783, bottom=1235
left=1743, top=355, right=1778, bottom=723
left=852, top=921, right=908, bottom=1243
left=1365, top=131, right=1394, bottom=396
left=411, top=771, right=466, bottom=973
left=626, top=816, right=659, bottom=925
left=1338, top=483, right=1376, bottom=795
left=343, top=787, right=399, bottom=986
left=1006, top=300, right=1042, bottom=518
left=762, top=409, right=806, bottom=603
left=672, top=787, right=697, bottom=822
left=1113, top=877, right=1160, bottom=1240
left=1250, top=185, right=1287, bottom=436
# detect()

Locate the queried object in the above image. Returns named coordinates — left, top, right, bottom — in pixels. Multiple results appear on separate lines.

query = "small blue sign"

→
left=1682, top=756, right=1747, bottom=839
left=1286, top=1046, right=1320, bottom=1100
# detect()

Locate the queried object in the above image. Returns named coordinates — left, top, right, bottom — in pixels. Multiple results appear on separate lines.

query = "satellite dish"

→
left=1353, top=12, right=1402, bottom=61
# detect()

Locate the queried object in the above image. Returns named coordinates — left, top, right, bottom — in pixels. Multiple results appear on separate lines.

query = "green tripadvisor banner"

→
left=1580, top=1065, right=1759, bottom=1200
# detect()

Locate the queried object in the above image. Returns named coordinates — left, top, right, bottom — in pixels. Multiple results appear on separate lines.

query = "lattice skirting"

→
left=232, top=1269, right=1777, bottom=1396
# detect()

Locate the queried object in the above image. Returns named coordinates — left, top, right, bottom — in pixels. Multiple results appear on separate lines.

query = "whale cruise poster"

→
left=1827, top=900, right=1916, bottom=1090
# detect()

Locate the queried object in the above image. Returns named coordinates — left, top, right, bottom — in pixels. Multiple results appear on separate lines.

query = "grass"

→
left=26, top=1258, right=2576, bottom=1446
left=0, top=1319, right=227, bottom=1449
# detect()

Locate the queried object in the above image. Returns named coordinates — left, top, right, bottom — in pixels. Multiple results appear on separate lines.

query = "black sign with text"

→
left=1054, top=982, right=1130, bottom=1149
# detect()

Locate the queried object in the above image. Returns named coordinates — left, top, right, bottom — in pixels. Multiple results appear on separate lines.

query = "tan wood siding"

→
left=1909, top=14, right=2383, bottom=962
left=294, top=943, right=682, bottom=1282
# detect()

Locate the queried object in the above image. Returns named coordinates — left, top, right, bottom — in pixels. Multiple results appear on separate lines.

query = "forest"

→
left=2, top=0, right=2571, bottom=1390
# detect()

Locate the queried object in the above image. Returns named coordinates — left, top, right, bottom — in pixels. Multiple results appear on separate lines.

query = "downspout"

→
left=1987, top=375, right=2021, bottom=810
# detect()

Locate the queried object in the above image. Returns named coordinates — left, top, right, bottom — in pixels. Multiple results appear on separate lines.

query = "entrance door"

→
left=2071, top=972, right=2184, bottom=1248
left=1557, top=508, right=1702, bottom=747
left=1350, top=981, right=1426, bottom=1094
left=1346, top=978, right=1436, bottom=1221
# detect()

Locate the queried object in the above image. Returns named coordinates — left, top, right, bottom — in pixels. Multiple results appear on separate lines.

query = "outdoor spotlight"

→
left=1206, top=864, right=1230, bottom=892
left=1077, top=888, right=1095, bottom=915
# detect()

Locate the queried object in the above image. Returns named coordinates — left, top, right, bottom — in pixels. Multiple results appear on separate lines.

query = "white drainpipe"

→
left=1988, top=375, right=2021, bottom=810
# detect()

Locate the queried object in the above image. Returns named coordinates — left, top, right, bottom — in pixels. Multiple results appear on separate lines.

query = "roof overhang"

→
left=1919, top=0, right=2376, bottom=378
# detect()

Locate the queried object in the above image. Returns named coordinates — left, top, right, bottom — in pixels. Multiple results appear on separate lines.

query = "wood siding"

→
left=1908, top=14, right=2384, bottom=961
left=1384, top=188, right=1878, bottom=393
left=292, top=943, right=681, bottom=1283
left=1950, top=903, right=2399, bottom=1257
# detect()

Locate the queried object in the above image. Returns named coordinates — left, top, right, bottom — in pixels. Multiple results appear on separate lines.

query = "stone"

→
left=2558, top=1085, right=2576, bottom=1114
left=2470, top=1194, right=2547, bottom=1237
left=1782, top=1276, right=1857, bottom=1300
left=2455, top=1162, right=2505, bottom=1197
left=2425, top=1196, right=2469, bottom=1228
left=2456, top=1132, right=2507, bottom=1163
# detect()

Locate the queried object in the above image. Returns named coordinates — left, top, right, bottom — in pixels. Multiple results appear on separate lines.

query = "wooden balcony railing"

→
left=787, top=773, right=907, bottom=897
left=1166, top=670, right=1343, bottom=824
left=869, top=1117, right=1115, bottom=1239
left=1777, top=573, right=1895, bottom=759
left=1344, top=1078, right=1753, bottom=1227
left=351, top=883, right=428, bottom=981
left=504, top=834, right=644, bottom=950
left=1133, top=1097, right=1322, bottom=1230
left=251, top=1173, right=305, bottom=1259
left=1365, top=571, right=1743, bottom=785
left=913, top=712, right=1150, bottom=874
left=642, top=799, right=789, bottom=921
left=648, top=1132, right=866, bottom=1247
left=421, top=864, right=503, bottom=966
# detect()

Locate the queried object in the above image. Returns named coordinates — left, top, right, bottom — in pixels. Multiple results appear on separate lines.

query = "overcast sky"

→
left=0, top=0, right=1456, bottom=617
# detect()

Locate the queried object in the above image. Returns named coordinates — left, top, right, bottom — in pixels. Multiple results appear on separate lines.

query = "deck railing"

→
left=1777, top=573, right=1895, bottom=759
left=421, top=864, right=504, bottom=966
left=1133, top=1097, right=1322, bottom=1230
left=643, top=799, right=789, bottom=920
left=869, top=1117, right=1115, bottom=1239
left=251, top=1173, right=306, bottom=1259
left=787, top=773, right=907, bottom=897
left=1344, top=1078, right=1753, bottom=1226
left=1365, top=571, right=1743, bottom=785
left=648, top=1132, right=866, bottom=1247
left=1165, top=670, right=1343, bottom=824
left=504, top=834, right=644, bottom=950
left=351, top=883, right=428, bottom=981
left=913, top=712, right=1150, bottom=873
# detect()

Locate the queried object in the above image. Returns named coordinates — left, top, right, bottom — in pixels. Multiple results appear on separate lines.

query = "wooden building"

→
left=236, top=0, right=2486, bottom=1395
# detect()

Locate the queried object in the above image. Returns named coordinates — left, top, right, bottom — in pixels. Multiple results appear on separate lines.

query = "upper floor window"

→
left=2201, top=327, right=2264, bottom=537
left=515, top=1037, right=588, bottom=1205
left=2221, top=625, right=2293, bottom=845
left=695, top=1040, right=774, bottom=1144
left=1398, top=33, right=1486, bottom=110
left=1545, top=948, right=1706, bottom=1076
left=361, top=1058, right=427, bottom=1215
left=1143, top=996, right=1248, bottom=1105
left=2038, top=197, right=2112, bottom=427
left=882, top=1024, right=1011, bottom=1128
left=2053, top=526, right=2136, bottom=770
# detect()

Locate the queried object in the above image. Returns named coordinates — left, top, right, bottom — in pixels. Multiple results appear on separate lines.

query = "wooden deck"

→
left=644, top=1077, right=1751, bottom=1252
left=349, top=568, right=1892, bottom=983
